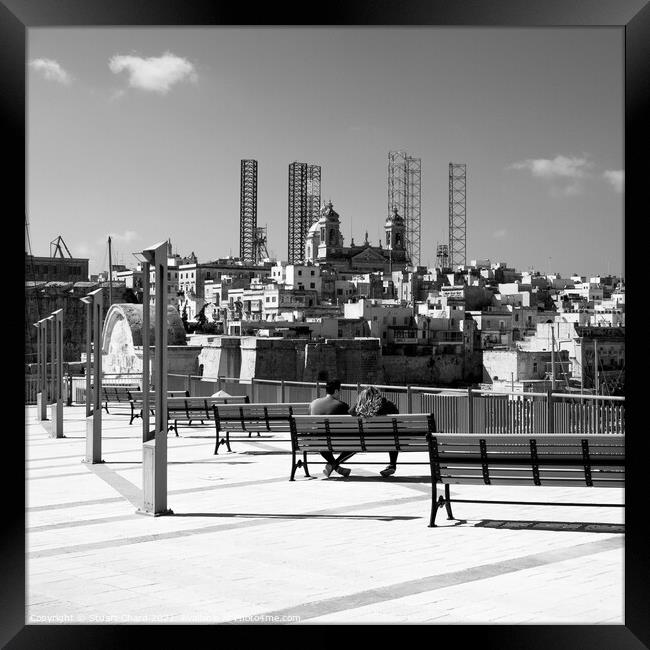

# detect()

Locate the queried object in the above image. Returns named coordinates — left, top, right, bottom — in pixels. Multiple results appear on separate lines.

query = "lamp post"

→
left=33, top=319, right=48, bottom=421
left=49, top=309, right=64, bottom=438
left=137, top=241, right=172, bottom=516
left=81, top=288, right=103, bottom=463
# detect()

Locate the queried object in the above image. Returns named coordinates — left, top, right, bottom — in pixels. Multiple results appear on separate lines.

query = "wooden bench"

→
left=212, top=402, right=311, bottom=454
left=425, top=432, right=625, bottom=527
left=290, top=415, right=624, bottom=527
left=100, top=385, right=141, bottom=414
left=128, top=390, right=190, bottom=425
left=289, top=413, right=434, bottom=482
left=165, top=395, right=250, bottom=437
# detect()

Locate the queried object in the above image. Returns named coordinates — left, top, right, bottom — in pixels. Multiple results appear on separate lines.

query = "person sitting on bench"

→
left=308, top=379, right=353, bottom=478
left=349, top=386, right=400, bottom=477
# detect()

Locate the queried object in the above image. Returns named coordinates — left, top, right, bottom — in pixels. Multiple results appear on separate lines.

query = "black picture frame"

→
left=7, top=0, right=648, bottom=647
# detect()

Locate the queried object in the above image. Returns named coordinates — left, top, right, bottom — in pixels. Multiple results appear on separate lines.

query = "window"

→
left=392, top=317, right=397, bottom=325
left=310, top=270, right=315, bottom=276
left=298, top=270, right=302, bottom=275
left=310, top=282, right=315, bottom=289
left=404, top=317, right=408, bottom=325
left=337, top=288, right=343, bottom=295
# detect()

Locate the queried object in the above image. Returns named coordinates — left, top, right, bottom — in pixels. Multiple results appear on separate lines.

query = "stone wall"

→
left=381, top=350, right=482, bottom=386
left=197, top=336, right=384, bottom=384
left=198, top=337, right=242, bottom=379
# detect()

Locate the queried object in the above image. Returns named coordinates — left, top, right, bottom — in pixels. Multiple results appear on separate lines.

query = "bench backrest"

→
left=427, top=433, right=625, bottom=488
left=213, top=403, right=310, bottom=428
left=129, top=390, right=190, bottom=401
left=290, top=414, right=436, bottom=452
left=165, top=395, right=250, bottom=419
left=102, top=385, right=140, bottom=401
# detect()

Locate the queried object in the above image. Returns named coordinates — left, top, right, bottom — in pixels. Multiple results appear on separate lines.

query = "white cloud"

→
left=509, top=154, right=592, bottom=179
left=603, top=170, right=624, bottom=193
left=508, top=154, right=594, bottom=197
left=29, top=58, right=73, bottom=85
left=108, top=52, right=198, bottom=94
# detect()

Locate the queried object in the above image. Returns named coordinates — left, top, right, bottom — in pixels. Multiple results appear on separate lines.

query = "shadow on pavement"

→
left=474, top=519, right=624, bottom=533
left=171, top=512, right=420, bottom=521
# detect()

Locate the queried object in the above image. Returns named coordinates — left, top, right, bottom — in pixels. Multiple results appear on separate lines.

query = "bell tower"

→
left=385, top=207, right=405, bottom=251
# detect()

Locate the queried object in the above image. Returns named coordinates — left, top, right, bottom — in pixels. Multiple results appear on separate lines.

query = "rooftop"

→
left=25, top=405, right=623, bottom=624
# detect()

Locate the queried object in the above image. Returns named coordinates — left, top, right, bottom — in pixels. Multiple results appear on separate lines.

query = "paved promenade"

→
left=25, top=405, right=624, bottom=625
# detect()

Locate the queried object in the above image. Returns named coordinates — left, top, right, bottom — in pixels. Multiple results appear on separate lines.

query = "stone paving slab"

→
left=25, top=405, right=624, bottom=625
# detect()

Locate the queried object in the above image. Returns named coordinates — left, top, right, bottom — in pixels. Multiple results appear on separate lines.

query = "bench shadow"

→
left=171, top=512, right=419, bottom=522
left=323, top=475, right=432, bottom=483
left=473, top=519, right=625, bottom=534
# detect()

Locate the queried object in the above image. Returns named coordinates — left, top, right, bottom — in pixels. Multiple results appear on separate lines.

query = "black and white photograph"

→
left=9, top=0, right=647, bottom=640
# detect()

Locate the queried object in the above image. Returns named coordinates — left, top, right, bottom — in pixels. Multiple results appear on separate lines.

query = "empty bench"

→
left=128, top=390, right=190, bottom=425
left=425, top=432, right=625, bottom=527
left=166, top=395, right=250, bottom=437
left=100, top=385, right=140, bottom=415
left=289, top=414, right=434, bottom=483
left=212, top=402, right=310, bottom=454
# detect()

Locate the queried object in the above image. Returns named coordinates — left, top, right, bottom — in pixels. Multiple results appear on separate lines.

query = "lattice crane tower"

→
left=448, top=163, right=467, bottom=268
left=288, top=162, right=321, bottom=263
left=239, top=159, right=258, bottom=263
left=388, top=151, right=421, bottom=265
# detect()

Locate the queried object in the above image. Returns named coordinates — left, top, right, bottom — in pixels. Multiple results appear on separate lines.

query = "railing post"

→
left=281, top=379, right=285, bottom=403
left=467, top=387, right=474, bottom=433
left=546, top=389, right=554, bottom=434
left=251, top=377, right=257, bottom=403
left=186, top=373, right=192, bottom=396
left=66, top=369, right=73, bottom=406
left=407, top=385, right=413, bottom=414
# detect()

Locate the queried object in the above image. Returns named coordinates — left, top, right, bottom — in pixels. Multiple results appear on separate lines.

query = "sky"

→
left=27, top=27, right=624, bottom=278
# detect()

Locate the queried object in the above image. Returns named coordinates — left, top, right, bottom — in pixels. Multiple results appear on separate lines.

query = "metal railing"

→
left=168, top=374, right=625, bottom=435
left=27, top=370, right=623, bottom=434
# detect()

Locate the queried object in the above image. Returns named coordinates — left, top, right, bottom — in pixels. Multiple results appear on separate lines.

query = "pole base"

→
left=49, top=400, right=64, bottom=438
left=134, top=508, right=174, bottom=517
left=81, top=458, right=105, bottom=465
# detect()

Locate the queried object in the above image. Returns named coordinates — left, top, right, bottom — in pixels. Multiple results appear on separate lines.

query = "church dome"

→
left=307, top=220, right=321, bottom=236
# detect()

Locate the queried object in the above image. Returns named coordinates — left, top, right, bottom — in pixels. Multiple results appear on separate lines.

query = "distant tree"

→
left=181, top=304, right=189, bottom=331
left=195, top=304, right=208, bottom=333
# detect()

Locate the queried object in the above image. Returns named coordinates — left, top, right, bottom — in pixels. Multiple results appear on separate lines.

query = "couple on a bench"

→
left=309, top=379, right=399, bottom=479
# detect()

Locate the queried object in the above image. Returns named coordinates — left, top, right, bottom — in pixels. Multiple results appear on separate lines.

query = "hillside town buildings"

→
left=25, top=203, right=625, bottom=394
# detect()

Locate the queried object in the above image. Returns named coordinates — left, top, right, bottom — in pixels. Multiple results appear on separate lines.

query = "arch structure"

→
left=102, top=304, right=187, bottom=374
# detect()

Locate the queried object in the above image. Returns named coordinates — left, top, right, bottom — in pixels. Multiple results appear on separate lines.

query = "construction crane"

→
left=50, top=235, right=73, bottom=258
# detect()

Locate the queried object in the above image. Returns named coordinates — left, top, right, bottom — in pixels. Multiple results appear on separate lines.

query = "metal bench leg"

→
left=290, top=450, right=298, bottom=481
left=103, top=402, right=109, bottom=414
left=429, top=482, right=438, bottom=527
left=214, top=431, right=221, bottom=455
left=302, top=452, right=310, bottom=477
left=224, top=431, right=232, bottom=453
left=444, top=484, right=455, bottom=520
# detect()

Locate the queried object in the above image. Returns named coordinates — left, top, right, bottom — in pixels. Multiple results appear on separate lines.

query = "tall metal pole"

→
left=139, top=242, right=172, bottom=516
left=108, top=236, right=113, bottom=307
left=142, top=261, right=151, bottom=442
left=594, top=339, right=600, bottom=432
left=50, top=309, right=64, bottom=438
left=84, top=300, right=92, bottom=418
left=82, top=289, right=103, bottom=463
left=551, top=324, right=556, bottom=391
left=40, top=318, right=48, bottom=420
